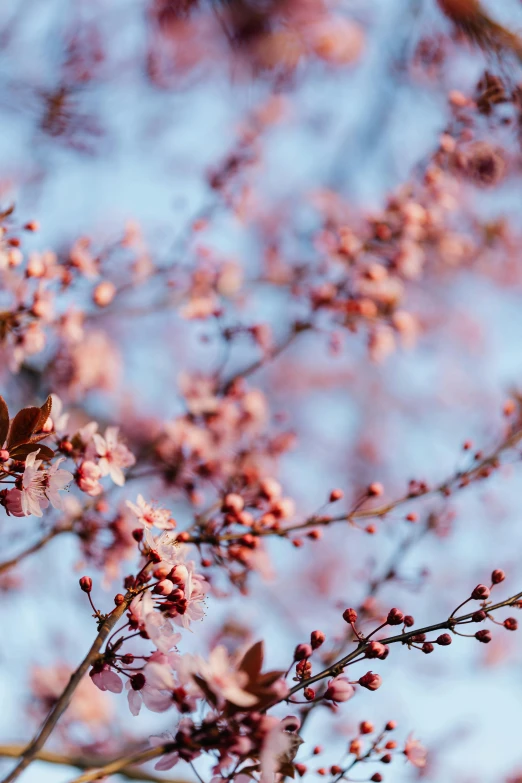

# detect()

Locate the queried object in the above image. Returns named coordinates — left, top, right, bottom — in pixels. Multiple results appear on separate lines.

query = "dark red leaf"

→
left=238, top=640, right=264, bottom=679
left=0, top=396, right=9, bottom=447
left=9, top=443, right=55, bottom=461
left=7, top=407, right=41, bottom=449
left=35, top=396, right=52, bottom=432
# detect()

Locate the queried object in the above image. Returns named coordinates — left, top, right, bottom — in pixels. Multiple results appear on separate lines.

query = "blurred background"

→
left=1, top=0, right=522, bottom=781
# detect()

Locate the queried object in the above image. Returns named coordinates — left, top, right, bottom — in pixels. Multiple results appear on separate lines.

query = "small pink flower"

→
left=404, top=734, right=427, bottom=769
left=126, top=494, right=174, bottom=529
left=194, top=645, right=257, bottom=708
left=90, top=665, right=123, bottom=693
left=19, top=451, right=73, bottom=517
left=126, top=656, right=176, bottom=716
left=93, top=426, right=135, bottom=486
left=4, top=488, right=25, bottom=517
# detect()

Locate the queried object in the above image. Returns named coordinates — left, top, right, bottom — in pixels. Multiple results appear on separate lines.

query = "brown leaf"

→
left=238, top=640, right=264, bottom=679
left=0, top=396, right=9, bottom=447
left=7, top=407, right=42, bottom=450
left=192, top=674, right=219, bottom=707
left=9, top=443, right=55, bottom=461
left=35, top=396, right=52, bottom=432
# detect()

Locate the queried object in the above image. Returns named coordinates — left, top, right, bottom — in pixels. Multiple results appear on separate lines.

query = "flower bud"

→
left=295, top=764, right=307, bottom=777
left=114, top=594, right=125, bottom=605
left=155, top=579, right=175, bottom=596
left=385, top=721, right=397, bottom=731
left=294, top=643, right=313, bottom=660
left=403, top=615, right=414, bottom=627
left=329, top=489, right=344, bottom=502
left=0, top=449, right=9, bottom=462
left=79, top=576, right=92, bottom=593
left=310, top=630, right=326, bottom=649
left=366, top=641, right=387, bottom=659
left=343, top=608, right=358, bottom=624
left=121, top=654, right=134, bottom=665
left=132, top=528, right=143, bottom=542
left=93, top=281, right=116, bottom=307
left=504, top=617, right=518, bottom=631
left=471, top=584, right=490, bottom=600
left=381, top=754, right=392, bottom=764
left=360, top=721, right=373, bottom=734
left=491, top=569, right=505, bottom=584
left=349, top=739, right=361, bottom=755
left=422, top=642, right=434, bottom=654
left=358, top=671, right=382, bottom=691
left=325, top=676, right=355, bottom=703
left=437, top=633, right=452, bottom=646
left=472, top=610, right=486, bottom=622
left=475, top=629, right=492, bottom=643
left=371, top=774, right=383, bottom=782
left=387, top=608, right=404, bottom=626
left=304, top=688, right=315, bottom=700
left=368, top=482, right=384, bottom=496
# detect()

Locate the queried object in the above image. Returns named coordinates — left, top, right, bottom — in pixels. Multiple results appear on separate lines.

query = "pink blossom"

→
left=4, top=488, right=25, bottom=517
left=150, top=731, right=180, bottom=771
left=126, top=655, right=176, bottom=716
left=404, top=734, right=427, bottom=769
left=325, top=676, right=355, bottom=703
left=93, top=426, right=135, bottom=486
left=19, top=451, right=73, bottom=517
left=126, top=494, right=174, bottom=529
left=90, top=665, right=123, bottom=693
left=193, top=645, right=257, bottom=708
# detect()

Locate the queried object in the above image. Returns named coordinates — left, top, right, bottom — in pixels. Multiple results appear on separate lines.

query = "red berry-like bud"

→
left=385, top=741, right=397, bottom=750
left=304, top=688, right=315, bottom=700
left=295, top=764, right=307, bottom=777
left=475, top=629, right=492, bottom=643
left=437, top=633, right=452, bottom=646
left=385, top=721, right=397, bottom=731
left=313, top=747, right=322, bottom=755
left=121, top=654, right=134, bottom=665
left=0, top=449, right=9, bottom=461
left=472, top=610, right=486, bottom=622
left=406, top=512, right=418, bottom=522
left=294, top=643, right=313, bottom=660
left=177, top=532, right=190, bottom=543
left=410, top=633, right=426, bottom=643
left=311, top=630, right=326, bottom=649
left=366, top=641, right=387, bottom=659
left=343, top=608, right=358, bottom=624
left=491, top=569, right=505, bottom=584
left=471, top=584, right=490, bottom=600
left=422, top=642, right=434, bottom=654
left=295, top=660, right=312, bottom=679
left=368, top=482, right=384, bottom=496
left=349, top=739, right=361, bottom=755
left=360, top=721, right=374, bottom=734
left=130, top=673, right=145, bottom=690
left=132, top=528, right=144, bottom=542
left=79, top=576, right=92, bottom=593
left=504, top=617, right=518, bottom=631
left=359, top=671, right=382, bottom=691
left=387, top=608, right=404, bottom=626
left=329, top=489, right=344, bottom=502
left=371, top=774, right=383, bottom=782
left=381, top=754, right=392, bottom=764
left=114, top=594, right=125, bottom=605
left=330, top=766, right=342, bottom=775
left=403, top=615, right=414, bottom=627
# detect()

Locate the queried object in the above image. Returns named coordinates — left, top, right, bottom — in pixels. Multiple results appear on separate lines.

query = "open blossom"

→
left=93, top=426, right=135, bottom=486
left=11, top=451, right=73, bottom=517
left=193, top=645, right=257, bottom=708
left=90, top=664, right=123, bottom=693
left=126, top=654, right=176, bottom=716
left=126, top=494, right=174, bottom=529
left=129, top=591, right=182, bottom=653
left=404, top=734, right=428, bottom=768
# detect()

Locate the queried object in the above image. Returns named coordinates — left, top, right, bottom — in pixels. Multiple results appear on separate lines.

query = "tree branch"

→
left=0, top=590, right=138, bottom=783
left=0, top=745, right=184, bottom=783
left=0, top=524, right=73, bottom=576
left=66, top=745, right=175, bottom=783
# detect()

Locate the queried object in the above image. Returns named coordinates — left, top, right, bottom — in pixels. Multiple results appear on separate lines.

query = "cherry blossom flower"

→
left=404, top=734, right=428, bottom=768
left=90, top=664, right=123, bottom=693
left=126, top=655, right=176, bottom=716
left=126, top=494, right=174, bottom=529
left=18, top=451, right=73, bottom=517
left=192, top=645, right=257, bottom=708
left=150, top=731, right=180, bottom=771
left=93, top=426, right=135, bottom=486
left=49, top=394, right=69, bottom=434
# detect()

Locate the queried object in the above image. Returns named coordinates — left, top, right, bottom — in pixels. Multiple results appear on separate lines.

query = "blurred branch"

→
left=66, top=745, right=176, bottom=783
left=0, top=588, right=140, bottom=783
left=0, top=745, right=184, bottom=783
left=438, top=0, right=522, bottom=61
left=0, top=524, right=73, bottom=576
